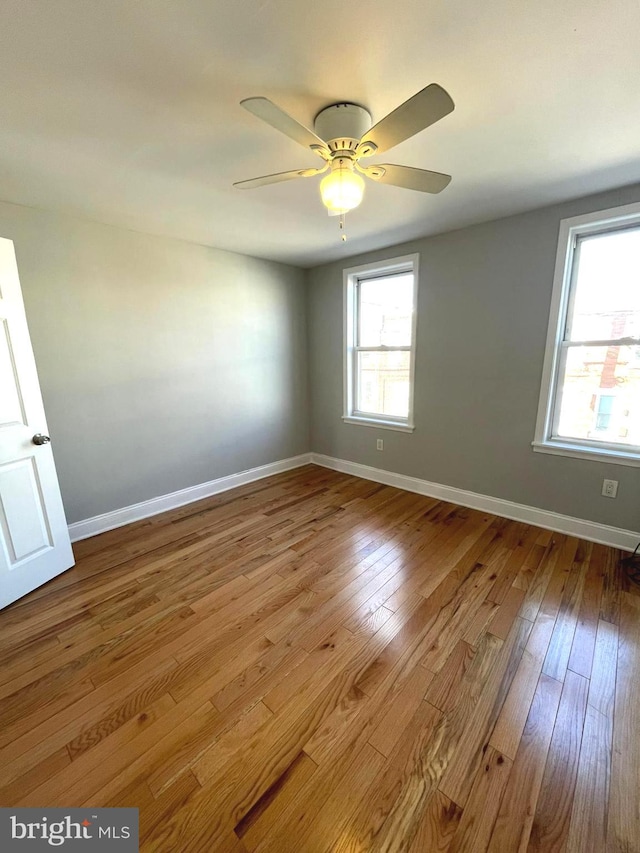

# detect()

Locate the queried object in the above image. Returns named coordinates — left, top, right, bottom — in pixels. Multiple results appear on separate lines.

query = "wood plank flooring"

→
left=1, top=465, right=638, bottom=852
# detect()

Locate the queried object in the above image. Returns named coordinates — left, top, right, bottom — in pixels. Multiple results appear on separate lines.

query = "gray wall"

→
left=3, top=180, right=639, bottom=533
left=0, top=201, right=309, bottom=523
left=307, top=183, right=640, bottom=532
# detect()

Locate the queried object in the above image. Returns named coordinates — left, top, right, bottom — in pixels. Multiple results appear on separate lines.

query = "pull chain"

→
left=339, top=213, right=347, bottom=242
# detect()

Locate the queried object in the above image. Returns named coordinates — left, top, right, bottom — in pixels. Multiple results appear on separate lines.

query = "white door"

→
left=0, top=237, right=74, bottom=609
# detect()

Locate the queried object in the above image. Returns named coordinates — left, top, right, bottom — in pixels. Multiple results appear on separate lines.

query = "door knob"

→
left=32, top=433, right=51, bottom=446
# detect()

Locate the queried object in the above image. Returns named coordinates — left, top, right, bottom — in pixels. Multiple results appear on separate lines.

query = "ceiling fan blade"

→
left=357, top=84, right=454, bottom=156
left=233, top=165, right=327, bottom=190
left=241, top=97, right=330, bottom=157
left=360, top=163, right=451, bottom=193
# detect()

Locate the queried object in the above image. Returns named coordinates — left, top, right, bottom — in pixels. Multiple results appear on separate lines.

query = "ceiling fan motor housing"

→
left=314, top=103, right=372, bottom=154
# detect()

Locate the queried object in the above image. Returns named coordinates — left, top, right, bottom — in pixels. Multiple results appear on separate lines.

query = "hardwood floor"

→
left=1, top=465, right=638, bottom=852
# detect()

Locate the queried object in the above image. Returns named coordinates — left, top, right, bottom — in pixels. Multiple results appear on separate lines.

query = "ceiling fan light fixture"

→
left=320, top=158, right=365, bottom=214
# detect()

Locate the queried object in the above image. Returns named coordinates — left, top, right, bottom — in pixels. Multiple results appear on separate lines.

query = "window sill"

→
left=342, top=416, right=415, bottom=433
left=532, top=440, right=640, bottom=468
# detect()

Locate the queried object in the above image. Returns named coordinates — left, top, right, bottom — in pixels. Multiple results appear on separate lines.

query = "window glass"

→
left=555, top=345, right=640, bottom=445
left=358, top=274, right=413, bottom=347
left=568, top=228, right=640, bottom=342
left=356, top=351, right=411, bottom=418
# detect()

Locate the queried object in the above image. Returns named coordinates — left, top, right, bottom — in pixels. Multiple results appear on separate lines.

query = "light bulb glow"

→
left=320, top=161, right=365, bottom=213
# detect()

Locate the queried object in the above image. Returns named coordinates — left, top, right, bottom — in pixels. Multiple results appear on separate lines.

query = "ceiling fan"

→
left=234, top=84, right=455, bottom=229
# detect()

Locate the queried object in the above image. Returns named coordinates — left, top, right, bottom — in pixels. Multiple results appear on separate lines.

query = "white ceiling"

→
left=0, top=0, right=639, bottom=267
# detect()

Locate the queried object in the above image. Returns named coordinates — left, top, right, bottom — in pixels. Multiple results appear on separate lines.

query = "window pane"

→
left=555, top=344, right=640, bottom=445
left=568, top=228, right=640, bottom=341
left=595, top=394, right=615, bottom=431
left=358, top=273, right=414, bottom=347
left=357, top=350, right=410, bottom=418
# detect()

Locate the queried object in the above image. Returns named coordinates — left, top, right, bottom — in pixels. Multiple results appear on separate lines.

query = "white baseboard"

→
left=311, top=453, right=639, bottom=552
left=69, top=450, right=638, bottom=552
left=68, top=453, right=313, bottom=542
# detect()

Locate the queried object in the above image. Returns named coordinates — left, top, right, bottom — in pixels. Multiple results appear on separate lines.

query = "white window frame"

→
left=533, top=201, right=640, bottom=467
left=343, top=253, right=418, bottom=433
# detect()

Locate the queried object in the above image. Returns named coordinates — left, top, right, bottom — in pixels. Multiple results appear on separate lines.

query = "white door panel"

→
left=0, top=237, right=74, bottom=609
left=0, top=318, right=27, bottom=427
left=0, top=458, right=53, bottom=563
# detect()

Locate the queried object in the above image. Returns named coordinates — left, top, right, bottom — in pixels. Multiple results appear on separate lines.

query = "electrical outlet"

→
left=602, top=479, right=618, bottom=498
left=376, top=439, right=384, bottom=451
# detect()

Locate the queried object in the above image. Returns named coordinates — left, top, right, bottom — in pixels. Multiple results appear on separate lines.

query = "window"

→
left=343, top=254, right=418, bottom=431
left=594, top=393, right=615, bottom=433
left=534, top=202, right=640, bottom=466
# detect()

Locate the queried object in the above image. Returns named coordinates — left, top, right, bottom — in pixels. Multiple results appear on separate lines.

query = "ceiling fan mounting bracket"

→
left=355, top=163, right=386, bottom=180
left=314, top=103, right=372, bottom=155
